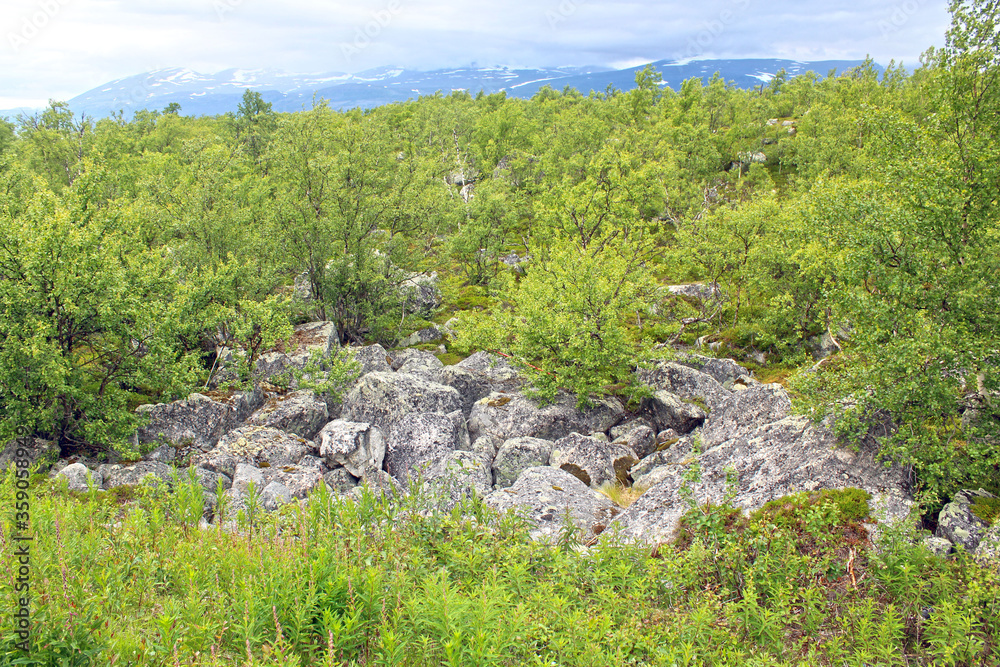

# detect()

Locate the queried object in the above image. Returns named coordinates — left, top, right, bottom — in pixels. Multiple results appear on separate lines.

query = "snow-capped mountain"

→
left=5, top=59, right=878, bottom=119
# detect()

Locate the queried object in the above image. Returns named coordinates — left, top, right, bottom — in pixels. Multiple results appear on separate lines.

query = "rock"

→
left=98, top=461, right=175, bottom=490
left=340, top=372, right=463, bottom=433
left=492, top=437, right=555, bottom=489
left=611, top=425, right=658, bottom=459
left=253, top=321, right=340, bottom=383
left=144, top=444, right=177, bottom=463
left=441, top=317, right=460, bottom=337
left=398, top=326, right=444, bottom=348
left=611, top=416, right=910, bottom=544
left=202, top=426, right=313, bottom=476
left=674, top=354, right=751, bottom=385
left=395, top=350, right=444, bottom=375
left=191, top=467, right=232, bottom=493
left=323, top=467, right=360, bottom=494
left=261, top=481, right=293, bottom=511
left=456, top=351, right=522, bottom=385
left=316, top=420, right=386, bottom=478
left=432, top=366, right=494, bottom=418
left=609, top=417, right=656, bottom=442
left=55, top=463, right=103, bottom=492
left=700, top=383, right=791, bottom=448
left=232, top=463, right=266, bottom=496
left=415, top=450, right=493, bottom=512
left=0, top=437, right=60, bottom=475
left=806, top=331, right=841, bottom=361
left=923, top=536, right=955, bottom=557
left=484, top=467, right=620, bottom=544
left=666, top=283, right=722, bottom=300
left=630, top=436, right=694, bottom=481
left=262, top=457, right=325, bottom=499
left=974, top=523, right=1000, bottom=566
left=135, top=389, right=263, bottom=452
left=346, top=470, right=404, bottom=502
left=639, top=361, right=732, bottom=412
left=351, top=344, right=394, bottom=375
left=293, top=271, right=313, bottom=301
left=640, top=391, right=706, bottom=435
left=935, top=489, right=995, bottom=552
left=384, top=413, right=465, bottom=484
left=552, top=433, right=638, bottom=489
left=245, top=390, right=329, bottom=440
left=472, top=434, right=502, bottom=468
left=399, top=272, right=441, bottom=317
left=468, top=391, right=624, bottom=444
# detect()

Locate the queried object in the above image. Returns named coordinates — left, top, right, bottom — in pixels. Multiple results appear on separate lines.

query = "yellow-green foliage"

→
left=972, top=495, right=1000, bottom=525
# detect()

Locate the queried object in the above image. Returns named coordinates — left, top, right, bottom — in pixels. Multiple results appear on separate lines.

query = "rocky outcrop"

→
left=700, top=383, right=791, bottom=448
left=0, top=437, right=60, bottom=475
left=135, top=389, right=263, bottom=452
left=611, top=415, right=909, bottom=543
left=552, top=433, right=638, bottom=489
left=316, top=420, right=385, bottom=478
left=98, top=461, right=176, bottom=490
left=341, top=372, right=462, bottom=433
left=935, top=489, right=995, bottom=553
left=55, top=462, right=103, bottom=492
left=641, top=391, right=706, bottom=435
left=674, top=354, right=751, bottom=386
left=351, top=343, right=394, bottom=375
left=384, top=412, right=466, bottom=484
left=195, top=426, right=313, bottom=477
left=639, top=361, right=732, bottom=412
left=492, top=437, right=554, bottom=489
left=484, top=467, right=620, bottom=543
left=468, top=391, right=624, bottom=444
left=244, top=390, right=328, bottom=440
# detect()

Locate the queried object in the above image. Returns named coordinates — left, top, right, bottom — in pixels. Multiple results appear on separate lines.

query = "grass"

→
left=596, top=481, right=649, bottom=508
left=972, top=495, right=1000, bottom=526
left=2, top=471, right=999, bottom=666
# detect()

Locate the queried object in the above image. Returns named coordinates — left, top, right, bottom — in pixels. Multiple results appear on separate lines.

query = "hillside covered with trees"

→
left=1, top=1, right=999, bottom=664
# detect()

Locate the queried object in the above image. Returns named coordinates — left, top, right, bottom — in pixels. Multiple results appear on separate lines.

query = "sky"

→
left=0, top=0, right=952, bottom=109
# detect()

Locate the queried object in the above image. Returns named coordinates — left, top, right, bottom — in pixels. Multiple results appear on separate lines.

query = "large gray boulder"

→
left=262, top=455, right=325, bottom=500
left=638, top=361, right=732, bottom=411
left=468, top=391, right=624, bottom=444
left=196, top=426, right=313, bottom=477
left=492, top=437, right=554, bottom=489
left=341, top=372, right=462, bottom=433
left=630, top=436, right=695, bottom=482
left=484, top=467, right=620, bottom=543
left=673, top=354, right=751, bottom=386
left=975, top=523, right=1000, bottom=566
left=456, top=351, right=522, bottom=386
left=0, top=437, right=60, bottom=475
left=935, top=489, right=995, bottom=553
left=384, top=413, right=465, bottom=484
left=351, top=344, right=394, bottom=375
left=398, top=326, right=444, bottom=348
left=700, top=383, right=792, bottom=448
left=261, top=481, right=293, bottom=511
left=98, top=461, right=175, bottom=490
left=390, top=348, right=443, bottom=373
left=611, top=425, right=658, bottom=460
left=414, top=450, right=493, bottom=512
left=253, top=321, right=340, bottom=383
left=552, top=433, right=639, bottom=489
left=245, top=390, right=329, bottom=440
left=55, top=462, right=103, bottom=492
left=611, top=416, right=910, bottom=544
left=640, top=390, right=706, bottom=435
left=315, top=420, right=385, bottom=478
left=135, top=389, right=263, bottom=452
left=432, top=366, right=494, bottom=418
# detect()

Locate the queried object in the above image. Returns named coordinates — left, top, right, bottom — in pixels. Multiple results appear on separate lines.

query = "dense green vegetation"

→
left=2, top=4, right=999, bottom=505
left=1, top=470, right=997, bottom=666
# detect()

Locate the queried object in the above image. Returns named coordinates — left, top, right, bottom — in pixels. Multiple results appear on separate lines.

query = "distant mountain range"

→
left=5, top=59, right=879, bottom=120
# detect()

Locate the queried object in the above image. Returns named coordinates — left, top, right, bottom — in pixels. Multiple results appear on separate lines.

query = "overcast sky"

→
left=1, top=0, right=951, bottom=108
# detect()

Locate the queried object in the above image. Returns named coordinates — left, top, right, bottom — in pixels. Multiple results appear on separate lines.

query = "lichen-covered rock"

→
left=384, top=413, right=464, bottom=484
left=640, top=390, right=706, bottom=435
left=0, top=437, right=60, bottom=475
left=700, top=383, right=792, bottom=448
left=492, top=437, right=554, bottom=489
left=316, top=420, right=385, bottom=478
left=674, top=354, right=751, bottom=386
left=611, top=416, right=909, bottom=544
left=261, top=481, right=293, bottom=511
left=609, top=417, right=656, bottom=442
left=191, top=467, right=232, bottom=493
left=253, top=321, right=340, bottom=383
left=468, top=391, right=624, bottom=444
left=262, top=457, right=325, bottom=499
left=484, top=467, right=620, bottom=543
left=638, top=361, right=732, bottom=412
left=98, top=461, right=175, bottom=490
left=341, top=372, right=462, bottom=433
left=415, top=450, right=493, bottom=512
left=345, top=470, right=404, bottom=502
left=351, top=344, right=393, bottom=375
left=391, top=348, right=444, bottom=373
left=55, top=462, right=103, bottom=492
left=144, top=444, right=177, bottom=463
left=135, top=389, right=263, bottom=452
left=398, top=326, right=444, bottom=348
left=323, top=466, right=360, bottom=494
left=935, top=489, right=995, bottom=552
left=245, top=390, right=329, bottom=440
left=611, top=425, right=657, bottom=460
left=552, top=433, right=638, bottom=489
left=199, top=426, right=313, bottom=476
left=432, top=366, right=494, bottom=418
left=630, top=436, right=694, bottom=482
left=232, top=463, right=266, bottom=496
left=399, top=272, right=441, bottom=317
left=974, top=523, right=1000, bottom=566
left=923, top=536, right=955, bottom=557
left=455, top=351, right=523, bottom=388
